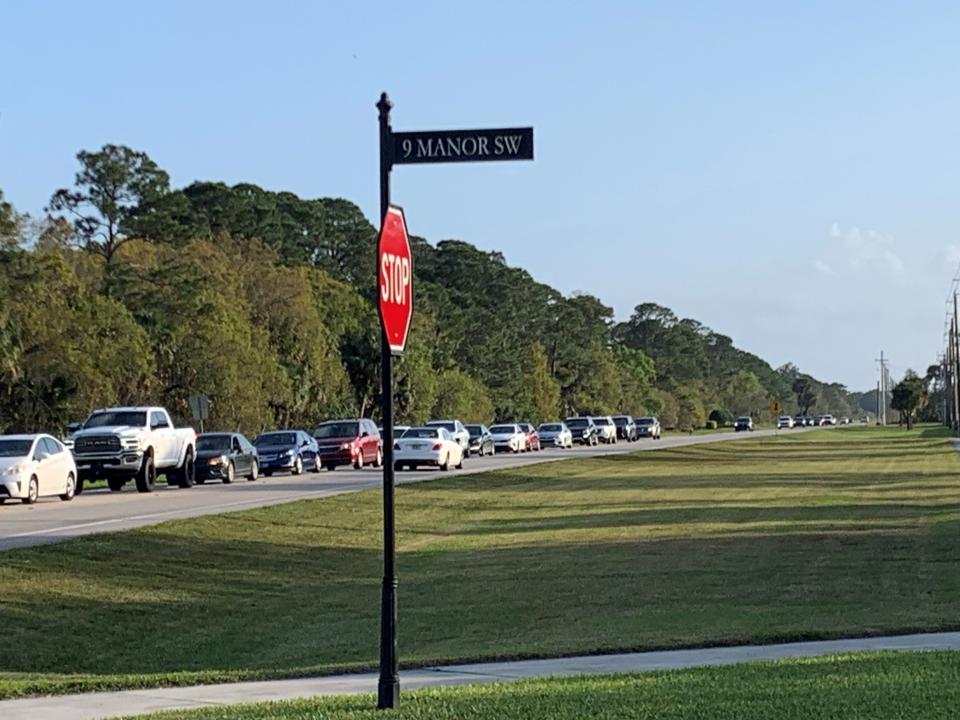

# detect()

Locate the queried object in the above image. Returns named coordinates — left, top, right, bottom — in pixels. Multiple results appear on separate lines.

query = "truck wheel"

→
left=135, top=454, right=156, bottom=493
left=176, top=448, right=195, bottom=488
left=108, top=476, right=125, bottom=492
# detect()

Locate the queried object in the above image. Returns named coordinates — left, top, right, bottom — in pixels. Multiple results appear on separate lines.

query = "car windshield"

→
left=84, top=411, right=147, bottom=428
left=594, top=417, right=611, bottom=425
left=566, top=419, right=588, bottom=428
left=779, top=417, right=791, bottom=422
left=314, top=422, right=360, bottom=439
left=613, top=417, right=629, bottom=425
left=0, top=439, right=32, bottom=457
left=539, top=424, right=562, bottom=432
left=402, top=428, right=440, bottom=439
left=426, top=421, right=456, bottom=432
left=636, top=418, right=655, bottom=426
left=465, top=425, right=483, bottom=435
left=489, top=425, right=517, bottom=434
left=197, top=435, right=231, bottom=451
left=255, top=433, right=296, bottom=447
left=737, top=417, right=751, bottom=423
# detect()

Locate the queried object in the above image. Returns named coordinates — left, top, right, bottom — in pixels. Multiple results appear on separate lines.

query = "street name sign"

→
left=392, top=127, right=534, bottom=164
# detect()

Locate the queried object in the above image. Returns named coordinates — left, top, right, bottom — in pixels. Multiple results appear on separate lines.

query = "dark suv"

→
left=565, top=416, right=599, bottom=446
left=314, top=418, right=382, bottom=470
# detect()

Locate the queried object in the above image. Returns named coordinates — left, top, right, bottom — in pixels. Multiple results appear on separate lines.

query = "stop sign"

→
left=378, top=205, right=413, bottom=355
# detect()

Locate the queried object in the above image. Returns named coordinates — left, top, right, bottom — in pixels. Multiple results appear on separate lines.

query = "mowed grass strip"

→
left=0, top=426, right=958, bottom=699
left=128, top=651, right=960, bottom=720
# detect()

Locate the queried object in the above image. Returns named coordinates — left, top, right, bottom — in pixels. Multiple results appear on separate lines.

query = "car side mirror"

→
left=66, top=422, right=80, bottom=433
left=361, top=431, right=369, bottom=438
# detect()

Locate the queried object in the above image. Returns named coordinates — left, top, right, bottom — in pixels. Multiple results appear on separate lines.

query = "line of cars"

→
left=0, top=405, right=664, bottom=504
left=775, top=414, right=845, bottom=429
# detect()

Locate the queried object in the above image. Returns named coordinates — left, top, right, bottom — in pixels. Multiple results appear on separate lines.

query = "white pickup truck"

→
left=67, top=406, right=196, bottom=493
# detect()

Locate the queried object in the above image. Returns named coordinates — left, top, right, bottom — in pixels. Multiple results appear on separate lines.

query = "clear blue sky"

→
left=3, top=1, right=959, bottom=391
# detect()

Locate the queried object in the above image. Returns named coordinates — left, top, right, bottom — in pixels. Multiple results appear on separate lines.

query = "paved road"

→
left=1, top=630, right=955, bottom=720
left=0, top=428, right=795, bottom=551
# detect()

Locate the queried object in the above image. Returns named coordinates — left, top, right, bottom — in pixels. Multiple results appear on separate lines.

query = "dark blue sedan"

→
left=253, top=430, right=321, bottom=476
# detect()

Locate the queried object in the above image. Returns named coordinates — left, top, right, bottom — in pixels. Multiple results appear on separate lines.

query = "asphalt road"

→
left=0, top=428, right=796, bottom=551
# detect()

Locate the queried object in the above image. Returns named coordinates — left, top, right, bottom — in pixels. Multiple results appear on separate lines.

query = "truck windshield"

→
left=84, top=411, right=147, bottom=428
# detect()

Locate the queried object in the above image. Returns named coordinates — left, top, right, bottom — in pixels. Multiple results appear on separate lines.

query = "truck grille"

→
left=74, top=436, right=121, bottom=454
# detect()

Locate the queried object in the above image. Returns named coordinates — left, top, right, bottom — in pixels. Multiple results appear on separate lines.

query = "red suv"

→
left=313, top=419, right=382, bottom=470
left=517, top=423, right=541, bottom=452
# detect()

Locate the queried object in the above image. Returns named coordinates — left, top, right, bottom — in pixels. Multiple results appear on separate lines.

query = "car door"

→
left=231, top=435, right=248, bottom=474
left=31, top=439, right=53, bottom=496
left=150, top=410, right=176, bottom=466
left=42, top=437, right=68, bottom=494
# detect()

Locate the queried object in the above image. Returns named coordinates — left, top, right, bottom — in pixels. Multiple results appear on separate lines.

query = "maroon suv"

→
left=313, top=418, right=382, bottom=470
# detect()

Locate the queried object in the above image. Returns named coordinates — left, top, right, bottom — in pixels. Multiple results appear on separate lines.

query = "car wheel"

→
left=22, top=475, right=39, bottom=505
left=108, top=476, right=125, bottom=492
left=263, top=470, right=273, bottom=477
left=455, top=453, right=464, bottom=470
left=59, top=473, right=76, bottom=501
left=353, top=453, right=363, bottom=470
left=325, top=463, right=336, bottom=472
left=135, top=454, right=156, bottom=493
left=223, top=461, right=235, bottom=485
left=248, top=460, right=259, bottom=481
left=314, top=456, right=323, bottom=473
left=374, top=448, right=383, bottom=468
left=440, top=454, right=449, bottom=471
left=293, top=456, right=303, bottom=475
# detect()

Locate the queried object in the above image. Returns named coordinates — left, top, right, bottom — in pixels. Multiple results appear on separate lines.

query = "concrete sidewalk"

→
left=2, top=631, right=959, bottom=720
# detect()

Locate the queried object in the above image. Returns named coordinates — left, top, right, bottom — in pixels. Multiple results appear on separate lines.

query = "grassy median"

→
left=125, top=651, right=960, bottom=720
left=0, top=426, right=958, bottom=699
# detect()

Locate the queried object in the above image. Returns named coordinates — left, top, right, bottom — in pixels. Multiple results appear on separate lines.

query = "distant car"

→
left=489, top=423, right=526, bottom=453
left=517, top=423, right=542, bottom=452
left=612, top=415, right=638, bottom=441
left=822, top=415, right=836, bottom=426
left=777, top=416, right=795, bottom=430
left=465, top=424, right=495, bottom=456
left=794, top=415, right=805, bottom=427
left=425, top=420, right=471, bottom=455
left=253, top=430, right=320, bottom=476
left=0, top=434, right=77, bottom=504
left=592, top=416, right=618, bottom=444
left=314, top=418, right=382, bottom=470
left=734, top=416, right=754, bottom=432
left=839, top=416, right=851, bottom=425
left=196, top=432, right=259, bottom=484
left=394, top=426, right=464, bottom=471
left=635, top=416, right=661, bottom=440
left=565, top=417, right=600, bottom=445
left=538, top=422, right=573, bottom=449
left=859, top=415, right=869, bottom=424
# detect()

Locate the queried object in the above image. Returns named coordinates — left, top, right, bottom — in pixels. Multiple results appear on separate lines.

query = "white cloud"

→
left=828, top=224, right=905, bottom=276
left=813, top=259, right=836, bottom=276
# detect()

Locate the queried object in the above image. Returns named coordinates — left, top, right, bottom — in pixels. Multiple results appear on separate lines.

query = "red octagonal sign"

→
left=378, top=205, right=413, bottom=355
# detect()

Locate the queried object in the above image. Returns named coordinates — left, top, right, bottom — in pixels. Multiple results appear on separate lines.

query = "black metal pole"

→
left=376, top=91, right=400, bottom=711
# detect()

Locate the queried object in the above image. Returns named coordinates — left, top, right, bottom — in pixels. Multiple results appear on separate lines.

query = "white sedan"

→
left=0, top=434, right=78, bottom=505
left=394, top=427, right=464, bottom=471
left=489, top=424, right=525, bottom=453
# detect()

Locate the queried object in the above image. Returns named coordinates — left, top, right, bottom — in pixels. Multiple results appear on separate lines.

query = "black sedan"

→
left=465, top=424, right=495, bottom=456
left=196, top=432, right=260, bottom=483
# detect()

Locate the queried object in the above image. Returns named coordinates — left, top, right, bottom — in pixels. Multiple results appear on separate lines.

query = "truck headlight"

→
left=121, top=437, right=141, bottom=450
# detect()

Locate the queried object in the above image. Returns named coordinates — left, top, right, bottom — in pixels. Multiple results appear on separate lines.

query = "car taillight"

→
left=432, top=443, right=442, bottom=450
left=393, top=443, right=401, bottom=450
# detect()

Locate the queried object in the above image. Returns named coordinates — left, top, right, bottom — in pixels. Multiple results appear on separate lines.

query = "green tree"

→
left=792, top=377, right=817, bottom=415
left=891, top=370, right=927, bottom=430
left=48, top=145, right=170, bottom=266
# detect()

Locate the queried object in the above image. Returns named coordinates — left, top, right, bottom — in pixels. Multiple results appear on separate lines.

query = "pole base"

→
left=378, top=678, right=400, bottom=709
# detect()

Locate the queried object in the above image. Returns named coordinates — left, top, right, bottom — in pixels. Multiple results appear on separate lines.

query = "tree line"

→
left=0, top=145, right=864, bottom=436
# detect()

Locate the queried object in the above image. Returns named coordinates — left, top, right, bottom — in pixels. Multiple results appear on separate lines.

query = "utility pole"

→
left=875, top=351, right=888, bottom=426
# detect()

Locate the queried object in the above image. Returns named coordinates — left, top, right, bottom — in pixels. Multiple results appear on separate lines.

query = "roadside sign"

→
left=188, top=395, right=210, bottom=422
left=377, top=206, right=413, bottom=355
left=771, top=400, right=781, bottom=417
left=392, top=127, right=534, bottom=164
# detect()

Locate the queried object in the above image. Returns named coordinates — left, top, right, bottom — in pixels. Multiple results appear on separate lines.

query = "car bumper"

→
left=395, top=450, right=444, bottom=465
left=74, top=452, right=143, bottom=476
left=493, top=440, right=521, bottom=451
left=197, top=463, right=229, bottom=480
left=258, top=456, right=298, bottom=470
left=318, top=449, right=354, bottom=467
left=0, top=476, right=27, bottom=499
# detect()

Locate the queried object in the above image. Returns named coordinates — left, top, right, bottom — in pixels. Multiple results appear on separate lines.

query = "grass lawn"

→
left=128, top=651, right=960, bottom=720
left=1, top=426, right=958, bottom=699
